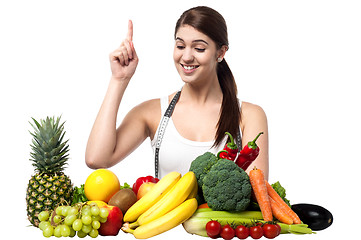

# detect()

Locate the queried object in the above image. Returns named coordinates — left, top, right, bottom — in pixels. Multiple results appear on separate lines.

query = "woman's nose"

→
left=182, top=48, right=194, bottom=63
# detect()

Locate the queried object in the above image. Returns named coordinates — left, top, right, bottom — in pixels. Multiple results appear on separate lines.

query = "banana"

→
left=132, top=198, right=198, bottom=239
left=186, top=174, right=198, bottom=199
left=123, top=171, right=181, bottom=223
left=132, top=171, right=197, bottom=227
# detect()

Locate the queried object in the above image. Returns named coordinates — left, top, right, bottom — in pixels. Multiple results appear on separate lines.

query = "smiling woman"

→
left=173, top=8, right=237, bottom=148
left=85, top=6, right=269, bottom=179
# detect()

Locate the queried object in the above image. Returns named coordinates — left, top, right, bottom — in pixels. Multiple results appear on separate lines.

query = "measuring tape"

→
left=154, top=90, right=181, bottom=178
left=154, top=90, right=242, bottom=178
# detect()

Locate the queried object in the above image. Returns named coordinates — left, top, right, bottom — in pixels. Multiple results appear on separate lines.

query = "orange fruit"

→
left=84, top=169, right=120, bottom=203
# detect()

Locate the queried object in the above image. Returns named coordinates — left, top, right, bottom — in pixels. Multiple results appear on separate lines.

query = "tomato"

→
left=205, top=220, right=222, bottom=239
left=262, top=223, right=280, bottom=239
left=235, top=225, right=249, bottom=239
left=249, top=225, right=263, bottom=239
left=220, top=224, right=235, bottom=240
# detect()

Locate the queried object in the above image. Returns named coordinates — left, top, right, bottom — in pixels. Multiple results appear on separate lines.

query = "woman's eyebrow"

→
left=175, top=37, right=208, bottom=45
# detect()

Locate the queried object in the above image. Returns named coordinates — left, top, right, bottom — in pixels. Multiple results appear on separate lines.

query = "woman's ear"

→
left=217, top=45, right=228, bottom=62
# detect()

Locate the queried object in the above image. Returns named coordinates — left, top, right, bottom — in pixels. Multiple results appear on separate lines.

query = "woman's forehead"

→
left=175, top=25, right=212, bottom=44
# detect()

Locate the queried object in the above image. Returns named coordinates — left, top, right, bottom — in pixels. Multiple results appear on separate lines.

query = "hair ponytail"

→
left=176, top=6, right=241, bottom=147
left=215, top=59, right=240, bottom=146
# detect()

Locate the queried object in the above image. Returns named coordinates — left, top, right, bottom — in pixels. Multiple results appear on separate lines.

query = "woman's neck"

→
left=180, top=76, right=223, bottom=105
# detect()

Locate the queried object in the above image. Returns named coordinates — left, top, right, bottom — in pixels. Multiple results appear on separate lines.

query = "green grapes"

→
left=64, top=214, right=77, bottom=225
left=72, top=219, right=83, bottom=231
left=42, top=226, right=54, bottom=237
left=60, top=224, right=71, bottom=237
left=89, top=229, right=99, bottom=238
left=91, top=206, right=100, bottom=216
left=99, top=207, right=109, bottom=218
left=38, top=211, right=49, bottom=221
left=39, top=221, right=51, bottom=231
left=81, top=215, right=92, bottom=225
left=77, top=230, right=87, bottom=238
left=92, top=220, right=101, bottom=230
left=53, top=215, right=62, bottom=224
left=82, top=224, right=92, bottom=234
left=37, top=202, right=109, bottom=238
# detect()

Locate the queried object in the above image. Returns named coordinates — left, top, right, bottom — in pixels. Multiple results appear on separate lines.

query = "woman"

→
left=85, top=6, right=269, bottom=179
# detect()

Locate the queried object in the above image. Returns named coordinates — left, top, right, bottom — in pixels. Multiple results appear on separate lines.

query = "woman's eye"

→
left=195, top=48, right=205, bottom=52
left=176, top=46, right=185, bottom=50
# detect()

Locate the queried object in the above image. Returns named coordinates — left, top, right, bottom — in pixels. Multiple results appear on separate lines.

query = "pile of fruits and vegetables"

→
left=26, top=116, right=333, bottom=239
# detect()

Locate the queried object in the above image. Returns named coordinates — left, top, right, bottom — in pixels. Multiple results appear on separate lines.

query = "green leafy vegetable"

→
left=120, top=182, right=131, bottom=190
left=72, top=184, right=88, bottom=204
left=271, top=181, right=291, bottom=207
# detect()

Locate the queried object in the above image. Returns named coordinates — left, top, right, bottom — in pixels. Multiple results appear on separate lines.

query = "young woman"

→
left=85, top=6, right=269, bottom=180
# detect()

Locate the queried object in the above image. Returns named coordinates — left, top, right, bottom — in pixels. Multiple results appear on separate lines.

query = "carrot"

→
left=269, top=197, right=293, bottom=225
left=249, top=167, right=273, bottom=221
left=198, top=203, right=209, bottom=209
left=265, top=181, right=302, bottom=224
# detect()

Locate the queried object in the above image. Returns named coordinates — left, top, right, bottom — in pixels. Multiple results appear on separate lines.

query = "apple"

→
left=98, top=204, right=123, bottom=236
left=88, top=201, right=123, bottom=236
left=137, top=182, right=156, bottom=200
left=132, top=176, right=159, bottom=195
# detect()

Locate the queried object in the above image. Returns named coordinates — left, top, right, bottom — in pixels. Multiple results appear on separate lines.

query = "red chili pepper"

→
left=235, top=132, right=264, bottom=170
left=132, top=176, right=159, bottom=195
left=219, top=132, right=239, bottom=160
left=217, top=150, right=230, bottom=160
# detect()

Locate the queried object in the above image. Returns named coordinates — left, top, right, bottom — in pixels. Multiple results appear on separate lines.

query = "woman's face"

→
left=173, top=25, right=224, bottom=85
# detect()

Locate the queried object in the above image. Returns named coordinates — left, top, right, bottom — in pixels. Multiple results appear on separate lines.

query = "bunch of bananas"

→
left=122, top=171, right=198, bottom=239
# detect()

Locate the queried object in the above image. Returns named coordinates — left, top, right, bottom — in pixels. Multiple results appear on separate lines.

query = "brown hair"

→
left=175, top=6, right=241, bottom=147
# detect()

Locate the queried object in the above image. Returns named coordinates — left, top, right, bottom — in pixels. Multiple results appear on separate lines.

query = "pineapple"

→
left=26, top=116, right=73, bottom=227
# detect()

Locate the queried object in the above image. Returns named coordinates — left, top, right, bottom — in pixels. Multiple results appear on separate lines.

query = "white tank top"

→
left=151, top=96, right=242, bottom=178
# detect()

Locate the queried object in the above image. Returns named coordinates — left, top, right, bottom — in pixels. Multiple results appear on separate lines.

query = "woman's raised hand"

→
left=109, top=20, right=138, bottom=81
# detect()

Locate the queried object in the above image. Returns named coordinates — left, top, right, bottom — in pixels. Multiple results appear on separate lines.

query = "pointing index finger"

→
left=127, top=20, right=133, bottom=41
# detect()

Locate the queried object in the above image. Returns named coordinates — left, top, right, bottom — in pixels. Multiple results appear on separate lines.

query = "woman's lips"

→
left=180, top=63, right=199, bottom=74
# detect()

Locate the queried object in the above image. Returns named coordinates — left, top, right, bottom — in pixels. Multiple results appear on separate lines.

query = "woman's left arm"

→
left=240, top=102, right=269, bottom=180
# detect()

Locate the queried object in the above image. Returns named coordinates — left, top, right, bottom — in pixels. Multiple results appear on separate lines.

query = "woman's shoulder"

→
left=240, top=101, right=267, bottom=127
left=132, top=98, right=161, bottom=115
left=241, top=101, right=265, bottom=115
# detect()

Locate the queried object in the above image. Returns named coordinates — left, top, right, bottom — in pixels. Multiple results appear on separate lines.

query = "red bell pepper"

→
left=132, top=176, right=159, bottom=195
left=235, top=132, right=263, bottom=170
left=218, top=132, right=239, bottom=160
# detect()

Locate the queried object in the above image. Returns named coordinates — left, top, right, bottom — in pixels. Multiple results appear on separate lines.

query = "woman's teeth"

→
left=182, top=64, right=198, bottom=70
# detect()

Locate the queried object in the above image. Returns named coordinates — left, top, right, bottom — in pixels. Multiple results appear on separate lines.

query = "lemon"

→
left=84, top=169, right=120, bottom=203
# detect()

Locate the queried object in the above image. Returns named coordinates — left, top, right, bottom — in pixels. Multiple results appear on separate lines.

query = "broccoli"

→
left=189, top=152, right=219, bottom=188
left=189, top=152, right=219, bottom=203
left=202, top=159, right=252, bottom=212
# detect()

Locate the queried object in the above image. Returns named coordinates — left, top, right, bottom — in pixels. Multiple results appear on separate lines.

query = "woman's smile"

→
left=180, top=64, right=199, bottom=73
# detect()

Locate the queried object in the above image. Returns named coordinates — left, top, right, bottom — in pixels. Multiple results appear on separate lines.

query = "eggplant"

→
left=291, top=203, right=333, bottom=231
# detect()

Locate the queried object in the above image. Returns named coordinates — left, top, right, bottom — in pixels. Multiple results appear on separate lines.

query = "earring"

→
left=217, top=57, right=222, bottom=62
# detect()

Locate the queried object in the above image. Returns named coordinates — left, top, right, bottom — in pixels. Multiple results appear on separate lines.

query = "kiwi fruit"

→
left=108, top=188, right=137, bottom=214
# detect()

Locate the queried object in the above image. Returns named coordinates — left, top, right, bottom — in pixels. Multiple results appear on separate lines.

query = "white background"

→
left=1, top=0, right=360, bottom=239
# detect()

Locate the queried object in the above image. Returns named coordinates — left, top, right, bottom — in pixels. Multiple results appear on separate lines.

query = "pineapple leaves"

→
left=29, top=116, right=70, bottom=174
